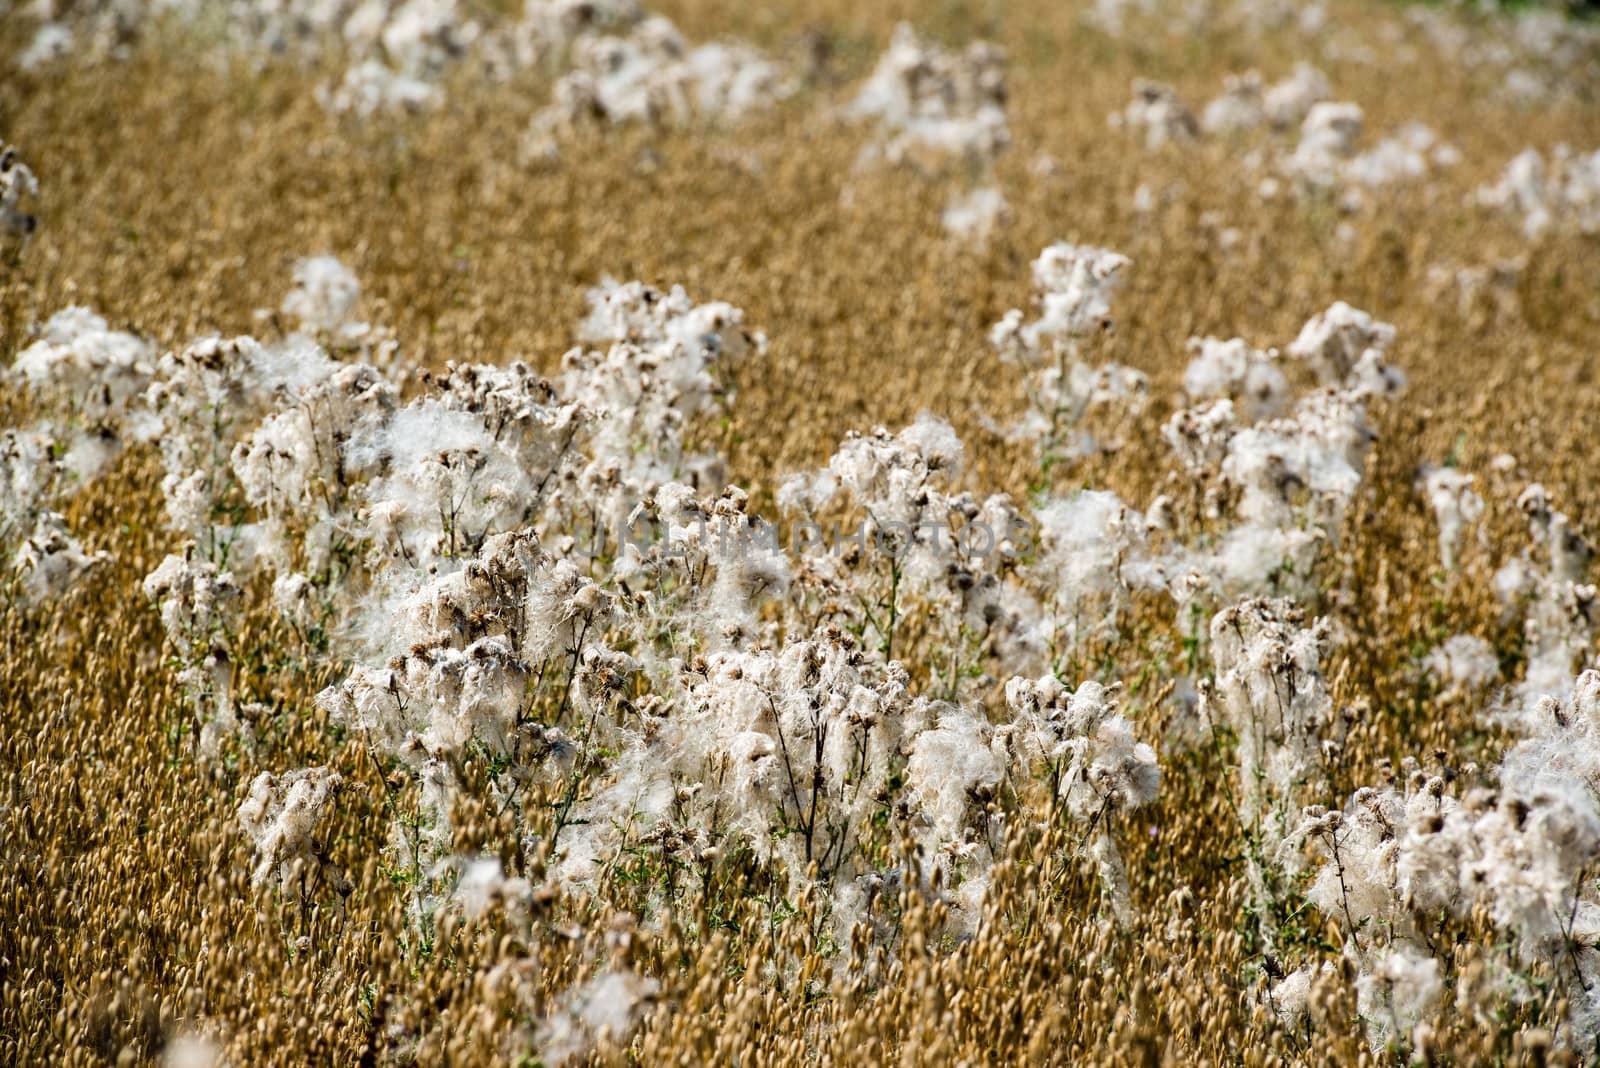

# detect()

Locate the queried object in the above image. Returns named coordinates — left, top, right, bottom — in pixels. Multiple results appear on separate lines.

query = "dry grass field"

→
left=3, top=0, right=1600, bottom=1064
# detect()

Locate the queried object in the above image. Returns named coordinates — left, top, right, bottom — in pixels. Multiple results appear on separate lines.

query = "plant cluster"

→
left=5, top=0, right=1600, bottom=1064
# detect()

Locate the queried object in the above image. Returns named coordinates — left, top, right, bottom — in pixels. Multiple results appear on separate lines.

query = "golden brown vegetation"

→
left=2, top=1, right=1599, bottom=1065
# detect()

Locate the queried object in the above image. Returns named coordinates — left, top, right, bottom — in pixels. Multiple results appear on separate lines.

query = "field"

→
left=3, top=0, right=1600, bottom=1064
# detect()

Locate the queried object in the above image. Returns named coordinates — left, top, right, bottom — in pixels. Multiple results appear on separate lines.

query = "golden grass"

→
left=2, top=0, right=1599, bottom=1064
